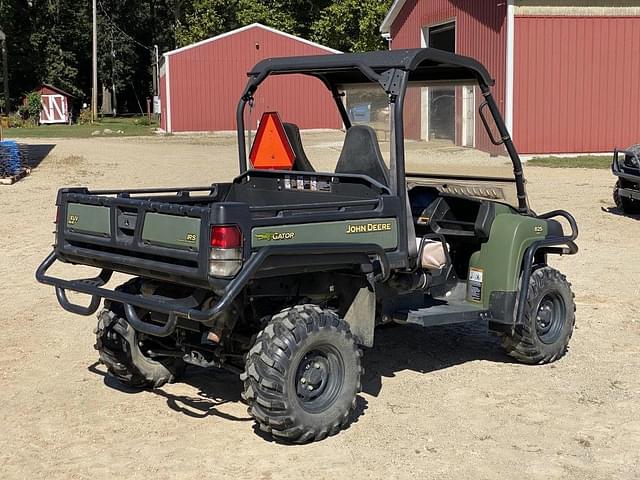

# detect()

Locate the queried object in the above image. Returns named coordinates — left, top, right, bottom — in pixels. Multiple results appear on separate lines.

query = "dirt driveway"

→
left=1, top=136, right=638, bottom=479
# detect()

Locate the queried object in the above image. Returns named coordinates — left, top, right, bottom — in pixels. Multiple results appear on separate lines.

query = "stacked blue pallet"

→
left=0, top=140, right=23, bottom=177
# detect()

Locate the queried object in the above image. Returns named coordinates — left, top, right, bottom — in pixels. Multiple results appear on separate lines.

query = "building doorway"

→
left=421, top=21, right=460, bottom=144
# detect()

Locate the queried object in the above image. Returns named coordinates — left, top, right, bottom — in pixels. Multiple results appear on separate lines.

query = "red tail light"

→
left=210, top=225, right=242, bottom=248
left=209, top=225, right=243, bottom=277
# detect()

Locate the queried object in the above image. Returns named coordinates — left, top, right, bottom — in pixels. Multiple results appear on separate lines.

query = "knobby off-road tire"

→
left=499, top=267, right=575, bottom=365
left=94, top=280, right=184, bottom=388
left=613, top=180, right=640, bottom=214
left=241, top=305, right=363, bottom=443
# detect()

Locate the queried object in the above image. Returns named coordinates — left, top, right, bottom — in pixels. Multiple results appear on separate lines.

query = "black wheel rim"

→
left=294, top=346, right=344, bottom=414
left=535, top=292, right=566, bottom=344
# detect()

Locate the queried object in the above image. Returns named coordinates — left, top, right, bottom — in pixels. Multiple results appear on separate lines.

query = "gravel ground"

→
left=0, top=135, right=638, bottom=480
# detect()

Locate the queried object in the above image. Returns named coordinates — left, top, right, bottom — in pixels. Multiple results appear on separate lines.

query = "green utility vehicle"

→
left=37, top=48, right=578, bottom=443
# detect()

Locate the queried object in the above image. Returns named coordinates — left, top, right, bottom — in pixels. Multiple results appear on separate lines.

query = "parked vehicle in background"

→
left=613, top=145, right=640, bottom=214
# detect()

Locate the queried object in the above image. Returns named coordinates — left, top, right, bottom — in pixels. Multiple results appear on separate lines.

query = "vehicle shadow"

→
left=601, top=205, right=640, bottom=221
left=87, top=322, right=513, bottom=436
left=88, top=361, right=251, bottom=422
left=153, top=368, right=252, bottom=422
left=362, top=321, right=515, bottom=397
left=22, top=143, right=56, bottom=169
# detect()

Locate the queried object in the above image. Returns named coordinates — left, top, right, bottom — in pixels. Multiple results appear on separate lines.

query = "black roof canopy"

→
left=248, top=48, right=494, bottom=87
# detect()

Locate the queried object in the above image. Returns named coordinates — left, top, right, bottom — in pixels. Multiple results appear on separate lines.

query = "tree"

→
left=29, top=0, right=92, bottom=98
left=0, top=0, right=395, bottom=115
left=174, top=0, right=333, bottom=47
left=175, top=0, right=238, bottom=46
left=311, top=0, right=392, bottom=52
left=0, top=0, right=37, bottom=108
left=97, top=0, right=155, bottom=113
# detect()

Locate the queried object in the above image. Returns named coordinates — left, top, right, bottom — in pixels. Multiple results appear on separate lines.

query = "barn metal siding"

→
left=514, top=16, right=640, bottom=153
left=166, top=26, right=341, bottom=133
left=389, top=0, right=508, bottom=153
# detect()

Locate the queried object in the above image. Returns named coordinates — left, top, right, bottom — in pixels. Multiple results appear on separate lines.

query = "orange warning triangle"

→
left=249, top=112, right=295, bottom=170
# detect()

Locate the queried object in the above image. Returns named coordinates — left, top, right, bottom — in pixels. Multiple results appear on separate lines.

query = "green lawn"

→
left=2, top=117, right=158, bottom=138
left=527, top=155, right=611, bottom=169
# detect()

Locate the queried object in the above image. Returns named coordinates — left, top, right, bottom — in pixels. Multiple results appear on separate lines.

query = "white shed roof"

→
left=164, top=23, right=341, bottom=57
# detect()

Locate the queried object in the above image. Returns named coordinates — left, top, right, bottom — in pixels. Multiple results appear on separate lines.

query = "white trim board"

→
left=165, top=55, right=172, bottom=133
left=505, top=0, right=515, bottom=136
left=164, top=23, right=341, bottom=57
left=381, top=0, right=408, bottom=34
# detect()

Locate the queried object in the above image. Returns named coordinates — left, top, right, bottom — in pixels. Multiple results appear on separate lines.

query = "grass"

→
left=1, top=116, right=157, bottom=139
left=527, top=155, right=611, bottom=169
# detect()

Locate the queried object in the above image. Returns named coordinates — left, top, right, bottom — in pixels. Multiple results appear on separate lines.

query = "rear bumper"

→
left=36, top=250, right=236, bottom=337
left=36, top=243, right=389, bottom=337
left=618, top=187, right=640, bottom=201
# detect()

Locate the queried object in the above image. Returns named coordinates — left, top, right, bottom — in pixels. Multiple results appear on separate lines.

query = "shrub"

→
left=78, top=107, right=93, bottom=125
left=18, top=104, right=29, bottom=120
left=7, top=113, right=25, bottom=128
left=26, top=92, right=42, bottom=121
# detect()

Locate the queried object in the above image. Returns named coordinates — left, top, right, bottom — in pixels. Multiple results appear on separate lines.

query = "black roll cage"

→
left=235, top=49, right=530, bottom=271
left=236, top=48, right=529, bottom=214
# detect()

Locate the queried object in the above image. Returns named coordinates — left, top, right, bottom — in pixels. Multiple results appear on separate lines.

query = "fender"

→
left=468, top=210, right=578, bottom=325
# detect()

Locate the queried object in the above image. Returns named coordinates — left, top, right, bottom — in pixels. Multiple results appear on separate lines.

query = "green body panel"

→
left=467, top=212, right=547, bottom=307
left=66, top=203, right=111, bottom=237
left=252, top=218, right=398, bottom=249
left=142, top=213, right=201, bottom=251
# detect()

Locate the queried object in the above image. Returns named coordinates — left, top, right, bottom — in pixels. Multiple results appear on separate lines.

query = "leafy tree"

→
left=1, top=0, right=395, bottom=115
left=311, top=0, right=392, bottom=52
left=175, top=0, right=238, bottom=46
left=97, top=0, right=154, bottom=113
left=0, top=0, right=37, bottom=108
left=29, top=0, right=91, bottom=98
left=175, top=0, right=333, bottom=47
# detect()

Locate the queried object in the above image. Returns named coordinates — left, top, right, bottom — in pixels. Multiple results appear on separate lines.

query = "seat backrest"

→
left=335, top=125, right=389, bottom=186
left=283, top=123, right=315, bottom=172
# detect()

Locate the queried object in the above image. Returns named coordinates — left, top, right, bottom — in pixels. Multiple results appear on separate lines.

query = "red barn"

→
left=381, top=1, right=640, bottom=155
left=159, top=23, right=342, bottom=133
left=32, top=84, right=73, bottom=124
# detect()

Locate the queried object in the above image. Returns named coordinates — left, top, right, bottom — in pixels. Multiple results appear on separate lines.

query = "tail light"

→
left=209, top=225, right=243, bottom=277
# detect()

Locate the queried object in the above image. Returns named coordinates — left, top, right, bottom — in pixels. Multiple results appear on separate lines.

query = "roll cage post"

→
left=477, top=81, right=529, bottom=213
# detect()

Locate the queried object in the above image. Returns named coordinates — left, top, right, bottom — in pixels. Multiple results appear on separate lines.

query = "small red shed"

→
left=34, top=84, right=73, bottom=124
left=381, top=1, right=640, bottom=155
left=159, top=23, right=342, bottom=134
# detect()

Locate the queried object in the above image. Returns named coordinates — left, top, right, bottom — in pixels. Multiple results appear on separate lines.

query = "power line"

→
left=97, top=0, right=153, bottom=53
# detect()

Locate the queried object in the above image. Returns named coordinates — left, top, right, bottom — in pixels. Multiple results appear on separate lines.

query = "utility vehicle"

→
left=613, top=145, right=640, bottom=214
left=37, top=48, right=578, bottom=443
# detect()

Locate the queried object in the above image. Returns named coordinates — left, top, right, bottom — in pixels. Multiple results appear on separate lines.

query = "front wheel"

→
left=614, top=180, right=640, bottom=214
left=241, top=305, right=362, bottom=443
left=499, top=267, right=575, bottom=364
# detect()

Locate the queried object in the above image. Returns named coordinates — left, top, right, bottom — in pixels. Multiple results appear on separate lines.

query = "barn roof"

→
left=39, top=83, right=75, bottom=98
left=164, top=23, right=341, bottom=57
left=248, top=48, right=494, bottom=87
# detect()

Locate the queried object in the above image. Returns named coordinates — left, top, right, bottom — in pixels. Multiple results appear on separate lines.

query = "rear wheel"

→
left=94, top=280, right=184, bottom=388
left=613, top=180, right=640, bottom=214
left=499, top=267, right=575, bottom=364
left=241, top=305, right=362, bottom=443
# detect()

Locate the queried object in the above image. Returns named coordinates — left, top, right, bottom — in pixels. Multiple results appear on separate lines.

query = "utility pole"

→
left=92, top=0, right=98, bottom=122
left=0, top=30, right=9, bottom=112
left=152, top=44, right=159, bottom=96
